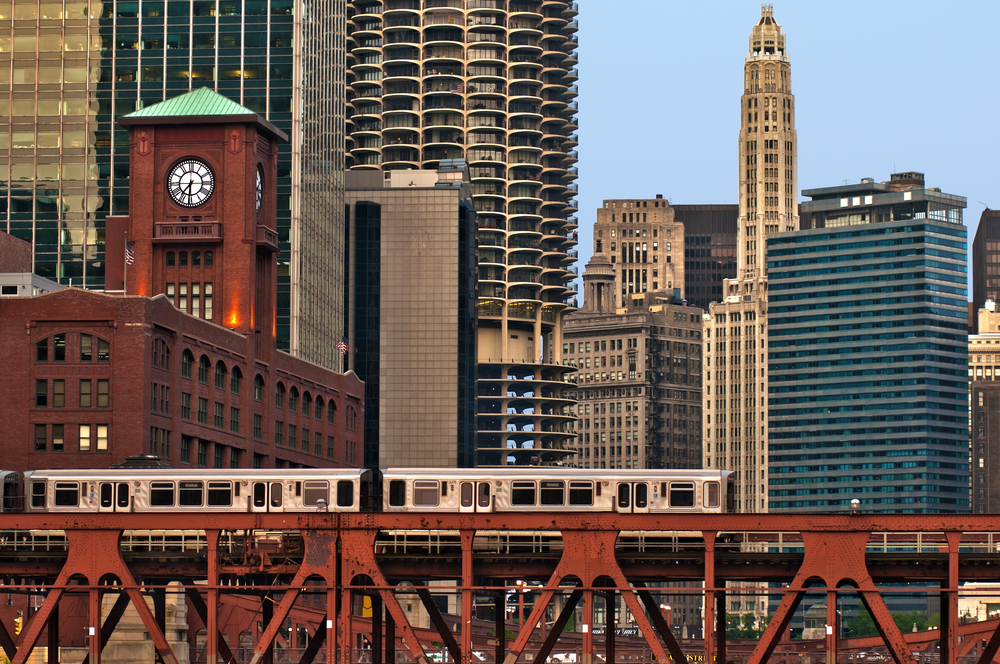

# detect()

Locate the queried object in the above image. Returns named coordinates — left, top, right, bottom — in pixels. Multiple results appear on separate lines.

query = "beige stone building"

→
left=971, top=302, right=1000, bottom=512
left=592, top=198, right=686, bottom=308
left=703, top=5, right=799, bottom=514
left=563, top=255, right=703, bottom=470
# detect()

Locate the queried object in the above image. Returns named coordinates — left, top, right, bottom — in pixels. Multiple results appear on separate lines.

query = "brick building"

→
left=0, top=89, right=363, bottom=472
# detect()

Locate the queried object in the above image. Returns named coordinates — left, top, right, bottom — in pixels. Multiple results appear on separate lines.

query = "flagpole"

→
left=123, top=230, right=128, bottom=296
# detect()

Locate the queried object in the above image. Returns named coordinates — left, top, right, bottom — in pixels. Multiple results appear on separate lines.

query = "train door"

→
left=459, top=482, right=494, bottom=512
left=615, top=482, right=650, bottom=514
left=252, top=482, right=284, bottom=512
left=99, top=482, right=131, bottom=512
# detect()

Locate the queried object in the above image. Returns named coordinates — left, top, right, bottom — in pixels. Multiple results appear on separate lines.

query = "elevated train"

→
left=0, top=468, right=734, bottom=515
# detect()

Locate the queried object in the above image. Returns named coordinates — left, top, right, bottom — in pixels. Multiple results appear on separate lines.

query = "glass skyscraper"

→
left=767, top=173, right=969, bottom=513
left=0, top=0, right=345, bottom=367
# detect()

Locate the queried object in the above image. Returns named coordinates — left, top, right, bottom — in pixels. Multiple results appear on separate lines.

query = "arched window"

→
left=166, top=251, right=175, bottom=267
left=198, top=356, right=210, bottom=384
left=327, top=400, right=336, bottom=424
left=36, top=338, right=48, bottom=362
left=230, top=366, right=242, bottom=394
left=254, top=374, right=264, bottom=401
left=179, top=251, right=188, bottom=266
left=152, top=338, right=170, bottom=370
left=204, top=251, right=214, bottom=266
left=214, top=361, right=227, bottom=389
left=192, top=251, right=201, bottom=266
left=182, top=350, right=194, bottom=378
left=302, top=392, right=312, bottom=418
left=347, top=406, right=356, bottom=430
left=276, top=382, right=285, bottom=409
left=314, top=396, right=324, bottom=419
left=288, top=387, right=299, bottom=413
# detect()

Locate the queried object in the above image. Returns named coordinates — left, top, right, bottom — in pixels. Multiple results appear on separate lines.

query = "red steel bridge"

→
left=3, top=513, right=1000, bottom=664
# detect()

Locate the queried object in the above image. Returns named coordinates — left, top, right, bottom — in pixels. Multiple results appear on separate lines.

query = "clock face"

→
left=168, top=159, right=215, bottom=208
left=256, top=165, right=263, bottom=212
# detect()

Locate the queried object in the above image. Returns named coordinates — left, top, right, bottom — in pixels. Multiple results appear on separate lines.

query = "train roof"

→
left=381, top=468, right=732, bottom=479
left=23, top=468, right=370, bottom=480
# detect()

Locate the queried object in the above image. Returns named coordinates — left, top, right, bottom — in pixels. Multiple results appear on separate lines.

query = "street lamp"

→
left=660, top=604, right=671, bottom=630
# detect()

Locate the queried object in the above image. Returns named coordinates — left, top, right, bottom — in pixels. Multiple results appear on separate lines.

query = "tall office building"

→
left=0, top=0, right=346, bottom=368
left=972, top=209, right=1000, bottom=326
left=768, top=173, right=968, bottom=513
left=345, top=0, right=580, bottom=466
left=703, top=5, right=798, bottom=512
left=675, top=204, right=739, bottom=311
left=345, top=162, right=478, bottom=469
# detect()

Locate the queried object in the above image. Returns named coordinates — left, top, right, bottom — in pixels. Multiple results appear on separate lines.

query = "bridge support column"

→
left=582, top=590, right=593, bottom=664
left=206, top=530, right=219, bottom=664
left=943, top=532, right=961, bottom=664
left=372, top=593, right=383, bottom=664
left=88, top=587, right=101, bottom=664
left=702, top=531, right=716, bottom=663
left=385, top=602, right=395, bottom=664
left=47, top=597, right=59, bottom=664
left=494, top=591, right=505, bottom=664
left=604, top=592, right=615, bottom=664
left=461, top=531, right=473, bottom=664
left=826, top=590, right=837, bottom=664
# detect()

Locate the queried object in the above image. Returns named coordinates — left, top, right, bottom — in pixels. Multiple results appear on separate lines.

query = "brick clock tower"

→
left=106, top=88, right=287, bottom=363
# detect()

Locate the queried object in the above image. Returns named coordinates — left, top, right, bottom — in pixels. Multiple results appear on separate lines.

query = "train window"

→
left=617, top=484, right=630, bottom=509
left=150, top=482, right=174, bottom=506
left=511, top=481, right=536, bottom=506
left=413, top=481, right=439, bottom=507
left=207, top=482, right=233, bottom=506
left=116, top=483, right=129, bottom=509
left=270, top=483, right=283, bottom=508
left=303, top=481, right=329, bottom=507
left=55, top=482, right=79, bottom=507
left=337, top=480, right=354, bottom=508
left=635, top=483, right=648, bottom=508
left=670, top=482, right=695, bottom=508
left=253, top=483, right=266, bottom=508
left=100, top=483, right=113, bottom=508
left=569, top=481, right=593, bottom=506
left=477, top=483, right=491, bottom=508
left=540, top=481, right=565, bottom=506
left=388, top=480, right=406, bottom=507
left=179, top=481, right=204, bottom=507
left=705, top=482, right=720, bottom=509
left=461, top=482, right=474, bottom=507
left=31, top=481, right=46, bottom=508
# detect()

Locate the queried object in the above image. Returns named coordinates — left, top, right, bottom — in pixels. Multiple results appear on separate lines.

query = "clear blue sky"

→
left=574, top=1, right=1000, bottom=294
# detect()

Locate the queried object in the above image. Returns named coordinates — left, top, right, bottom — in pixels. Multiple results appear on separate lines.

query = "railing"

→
left=255, top=225, right=279, bottom=251
left=154, top=220, right=222, bottom=243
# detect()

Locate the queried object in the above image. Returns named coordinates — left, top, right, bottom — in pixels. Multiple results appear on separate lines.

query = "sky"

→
left=573, top=1, right=1000, bottom=293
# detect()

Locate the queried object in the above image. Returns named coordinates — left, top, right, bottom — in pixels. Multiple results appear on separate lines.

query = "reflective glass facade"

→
left=767, top=200, right=970, bottom=513
left=0, top=0, right=345, bottom=367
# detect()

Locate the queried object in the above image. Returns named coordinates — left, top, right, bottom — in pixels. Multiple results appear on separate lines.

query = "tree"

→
left=725, top=613, right=770, bottom=639
left=844, top=610, right=940, bottom=638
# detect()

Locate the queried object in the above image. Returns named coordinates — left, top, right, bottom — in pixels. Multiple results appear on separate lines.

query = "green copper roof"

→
left=122, top=87, right=255, bottom=119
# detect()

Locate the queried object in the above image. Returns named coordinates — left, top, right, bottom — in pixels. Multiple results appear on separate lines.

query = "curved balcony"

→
left=477, top=247, right=506, bottom=268
left=466, top=147, right=507, bottom=165
left=470, top=164, right=506, bottom=181
left=383, top=27, right=420, bottom=46
left=381, top=146, right=420, bottom=169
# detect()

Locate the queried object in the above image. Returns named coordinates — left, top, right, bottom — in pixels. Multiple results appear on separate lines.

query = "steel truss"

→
left=3, top=513, right=1000, bottom=664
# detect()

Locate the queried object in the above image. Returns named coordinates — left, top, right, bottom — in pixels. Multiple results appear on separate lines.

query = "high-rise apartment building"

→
left=345, top=162, right=478, bottom=469
left=972, top=209, right=1000, bottom=327
left=768, top=174, right=968, bottom=513
left=703, top=5, right=797, bottom=512
left=345, top=0, right=580, bottom=466
left=971, top=303, right=1000, bottom=512
left=563, top=254, right=704, bottom=470
left=0, top=0, right=346, bottom=367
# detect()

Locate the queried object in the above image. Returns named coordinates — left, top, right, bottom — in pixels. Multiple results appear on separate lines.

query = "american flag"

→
left=125, top=241, right=135, bottom=265
left=336, top=336, right=348, bottom=356
left=451, top=83, right=463, bottom=93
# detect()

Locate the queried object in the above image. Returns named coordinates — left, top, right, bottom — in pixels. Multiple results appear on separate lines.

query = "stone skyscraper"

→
left=703, top=5, right=797, bottom=512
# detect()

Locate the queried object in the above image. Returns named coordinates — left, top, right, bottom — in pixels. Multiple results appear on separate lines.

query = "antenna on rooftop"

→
left=980, top=201, right=991, bottom=211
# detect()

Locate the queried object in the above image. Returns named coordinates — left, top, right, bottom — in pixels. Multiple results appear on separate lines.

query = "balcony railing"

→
left=255, top=224, right=278, bottom=252
left=154, top=220, right=221, bottom=243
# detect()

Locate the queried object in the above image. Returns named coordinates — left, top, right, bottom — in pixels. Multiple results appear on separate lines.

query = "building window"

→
left=34, top=424, right=47, bottom=451
left=288, top=388, right=299, bottom=413
left=214, top=361, right=226, bottom=389
left=204, top=283, right=213, bottom=321
left=79, top=425, right=91, bottom=451
left=53, top=333, right=66, bottom=362
left=96, top=425, right=108, bottom=451
left=230, top=448, right=240, bottom=469
left=205, top=251, right=214, bottom=266
left=314, top=432, right=322, bottom=456
left=230, top=407, right=240, bottom=433
left=288, top=425, right=297, bottom=449
left=303, top=394, right=312, bottom=420
left=152, top=338, right=170, bottom=370
left=347, top=406, right=356, bottom=430
left=52, top=424, right=64, bottom=451
left=213, top=445, right=223, bottom=469
left=315, top=396, right=323, bottom=419
left=197, top=398, right=208, bottom=424
left=36, top=338, right=48, bottom=362
left=231, top=367, right=242, bottom=394
left=254, top=374, right=264, bottom=401
left=35, top=379, right=47, bottom=407
left=198, top=356, right=210, bottom=383
left=181, top=435, right=192, bottom=464
left=214, top=402, right=224, bottom=428
left=53, top=380, right=64, bottom=407
left=179, top=251, right=188, bottom=267
left=192, top=251, right=201, bottom=267
left=275, top=421, right=284, bottom=446
left=80, top=334, right=92, bottom=361
left=97, top=380, right=109, bottom=407
left=276, top=383, right=285, bottom=409
left=327, top=401, right=336, bottom=424
left=182, top=350, right=193, bottom=378
left=97, top=338, right=110, bottom=362
left=197, top=441, right=207, bottom=467
left=327, top=436, right=335, bottom=459
left=192, top=283, right=201, bottom=318
left=80, top=380, right=92, bottom=408
left=166, top=251, right=175, bottom=267
left=302, top=428, right=310, bottom=451
left=181, top=393, right=192, bottom=419
left=254, top=414, right=262, bottom=440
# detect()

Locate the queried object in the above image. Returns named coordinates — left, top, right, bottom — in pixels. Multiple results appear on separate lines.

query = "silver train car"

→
left=381, top=468, right=735, bottom=514
left=20, top=468, right=371, bottom=513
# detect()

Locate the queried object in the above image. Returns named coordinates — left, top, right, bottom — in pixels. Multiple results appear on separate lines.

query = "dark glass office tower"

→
left=767, top=173, right=969, bottom=513
left=0, top=0, right=346, bottom=368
